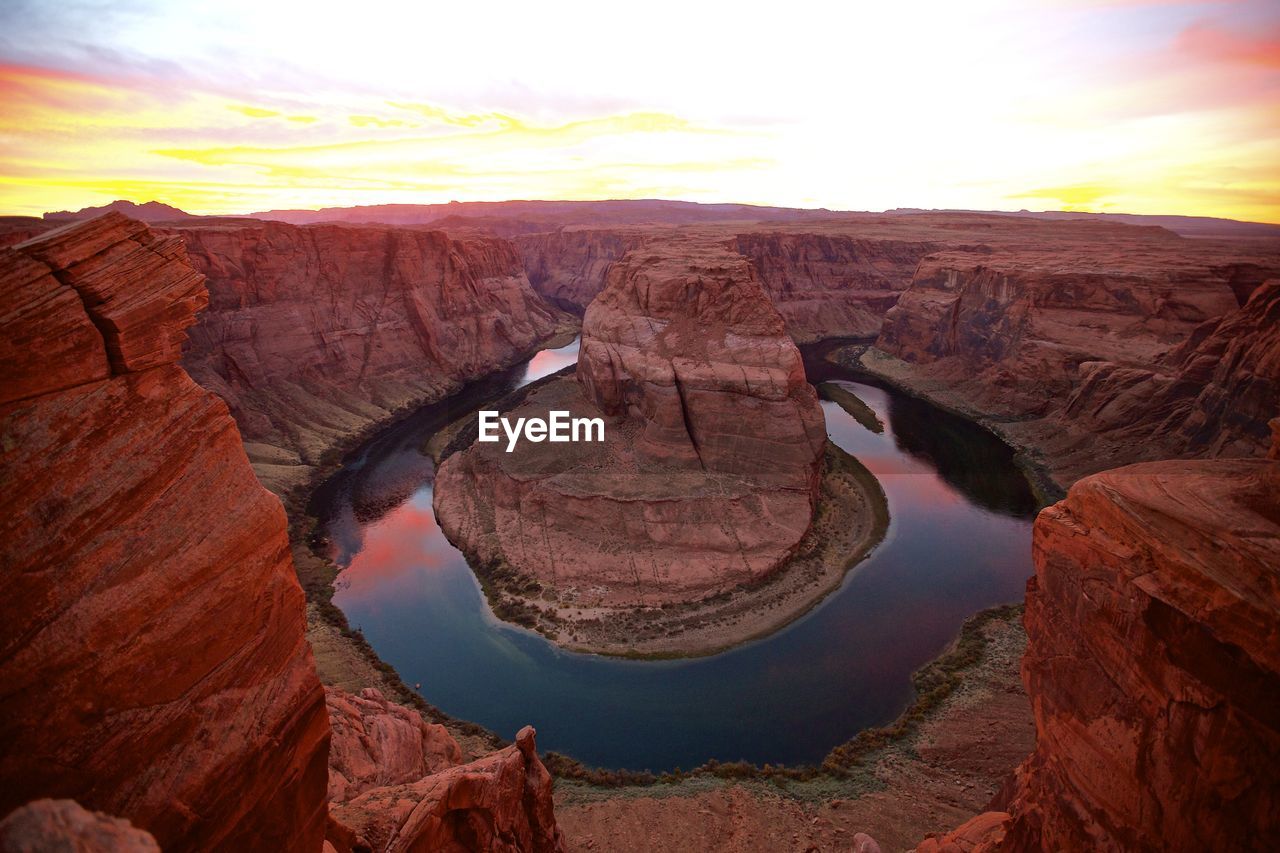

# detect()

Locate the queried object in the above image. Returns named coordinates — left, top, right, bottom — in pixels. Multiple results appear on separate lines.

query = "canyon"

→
left=171, top=217, right=567, bottom=495
left=0, top=215, right=563, bottom=852
left=2, top=199, right=1279, bottom=851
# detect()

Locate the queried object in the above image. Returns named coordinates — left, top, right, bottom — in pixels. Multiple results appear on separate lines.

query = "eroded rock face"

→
left=330, top=727, right=564, bottom=853
left=868, top=246, right=1280, bottom=486
left=732, top=232, right=935, bottom=341
left=934, top=446, right=1280, bottom=851
left=435, top=242, right=827, bottom=607
left=515, top=228, right=645, bottom=312
left=173, top=219, right=562, bottom=494
left=1064, top=279, right=1280, bottom=462
left=326, top=687, right=463, bottom=803
left=0, top=214, right=330, bottom=851
left=0, top=800, right=160, bottom=853
left=577, top=242, right=826, bottom=485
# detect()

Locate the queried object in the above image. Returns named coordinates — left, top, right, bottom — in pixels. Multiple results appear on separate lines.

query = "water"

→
left=315, top=339, right=1038, bottom=771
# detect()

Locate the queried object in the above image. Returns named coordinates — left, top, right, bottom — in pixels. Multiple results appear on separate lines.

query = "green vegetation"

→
left=818, top=381, right=884, bottom=434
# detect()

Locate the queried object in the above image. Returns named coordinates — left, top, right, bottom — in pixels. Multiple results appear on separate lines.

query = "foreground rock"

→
left=326, top=687, right=463, bottom=803
left=922, top=423, right=1280, bottom=850
left=0, top=800, right=160, bottom=853
left=327, top=708, right=564, bottom=853
left=174, top=218, right=564, bottom=494
left=435, top=242, right=836, bottom=649
left=0, top=214, right=330, bottom=849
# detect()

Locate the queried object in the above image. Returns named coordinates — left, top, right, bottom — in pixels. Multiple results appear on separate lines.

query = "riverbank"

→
left=827, top=343, right=1067, bottom=505
left=552, top=604, right=1034, bottom=852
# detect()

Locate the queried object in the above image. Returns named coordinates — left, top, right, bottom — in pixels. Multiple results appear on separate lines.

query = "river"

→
left=312, top=338, right=1037, bottom=771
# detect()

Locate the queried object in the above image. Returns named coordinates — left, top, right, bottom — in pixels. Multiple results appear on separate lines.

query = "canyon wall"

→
left=869, top=246, right=1280, bottom=485
left=435, top=240, right=828, bottom=608
left=515, top=228, right=646, bottom=312
left=1063, top=279, right=1280, bottom=461
left=577, top=241, right=826, bottom=484
left=515, top=226, right=936, bottom=343
left=731, top=232, right=935, bottom=341
left=173, top=219, right=564, bottom=494
left=0, top=214, right=331, bottom=850
left=919, top=421, right=1280, bottom=852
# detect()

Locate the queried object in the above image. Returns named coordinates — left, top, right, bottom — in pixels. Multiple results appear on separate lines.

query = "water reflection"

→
left=316, top=339, right=1036, bottom=770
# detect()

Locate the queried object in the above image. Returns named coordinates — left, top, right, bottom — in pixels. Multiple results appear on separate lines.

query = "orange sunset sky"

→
left=0, top=0, right=1277, bottom=221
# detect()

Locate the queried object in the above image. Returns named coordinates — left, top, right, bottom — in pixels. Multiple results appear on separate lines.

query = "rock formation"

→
left=732, top=231, right=935, bottom=341
left=172, top=219, right=564, bottom=494
left=434, top=241, right=828, bottom=610
left=515, top=228, right=646, bottom=312
left=325, top=689, right=563, bottom=853
left=326, top=687, right=463, bottom=803
left=1063, top=278, right=1280, bottom=461
left=919, top=426, right=1280, bottom=851
left=867, top=241, right=1280, bottom=486
left=0, top=214, right=331, bottom=850
left=0, top=800, right=161, bottom=853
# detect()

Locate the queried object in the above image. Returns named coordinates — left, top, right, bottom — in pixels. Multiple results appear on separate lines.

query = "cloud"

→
left=1176, top=20, right=1280, bottom=69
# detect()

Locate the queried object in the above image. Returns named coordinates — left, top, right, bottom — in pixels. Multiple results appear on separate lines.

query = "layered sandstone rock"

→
left=173, top=219, right=563, bottom=494
left=576, top=242, right=826, bottom=484
left=0, top=214, right=330, bottom=851
left=1063, top=278, right=1280, bottom=461
left=515, top=227, right=934, bottom=342
left=326, top=687, right=462, bottom=803
left=0, top=800, right=161, bottom=853
left=330, top=726, right=564, bottom=853
left=515, top=228, right=646, bottom=312
left=927, top=441, right=1280, bottom=851
left=732, top=232, right=936, bottom=341
left=435, top=241, right=827, bottom=608
left=867, top=244, right=1280, bottom=486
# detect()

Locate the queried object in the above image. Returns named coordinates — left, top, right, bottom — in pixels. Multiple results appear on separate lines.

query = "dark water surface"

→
left=316, top=339, right=1038, bottom=771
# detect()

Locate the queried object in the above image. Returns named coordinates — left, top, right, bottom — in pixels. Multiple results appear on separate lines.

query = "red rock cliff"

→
left=515, top=227, right=646, bottom=312
left=868, top=243, right=1280, bottom=485
left=919, top=439, right=1280, bottom=851
left=1064, top=278, right=1280, bottom=463
left=578, top=241, right=826, bottom=486
left=173, top=219, right=563, bottom=494
left=732, top=232, right=935, bottom=341
left=0, top=213, right=331, bottom=851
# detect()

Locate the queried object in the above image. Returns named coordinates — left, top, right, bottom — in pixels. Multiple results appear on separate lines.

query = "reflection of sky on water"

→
left=327, top=345, right=1036, bottom=770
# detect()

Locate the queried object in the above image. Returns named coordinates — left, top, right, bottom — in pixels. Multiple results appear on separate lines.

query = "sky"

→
left=0, top=0, right=1277, bottom=220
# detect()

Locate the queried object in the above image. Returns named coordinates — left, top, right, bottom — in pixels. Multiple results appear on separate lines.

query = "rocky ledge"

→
left=434, top=241, right=886, bottom=655
left=918, top=418, right=1280, bottom=851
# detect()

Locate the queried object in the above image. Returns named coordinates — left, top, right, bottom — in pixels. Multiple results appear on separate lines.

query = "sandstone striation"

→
left=732, top=231, right=935, bottom=341
left=173, top=219, right=564, bottom=494
left=865, top=240, right=1280, bottom=487
left=435, top=241, right=830, bottom=623
left=923, top=437, right=1280, bottom=851
left=515, top=227, right=646, bottom=312
left=0, top=214, right=331, bottom=850
left=1062, top=278, right=1280, bottom=462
